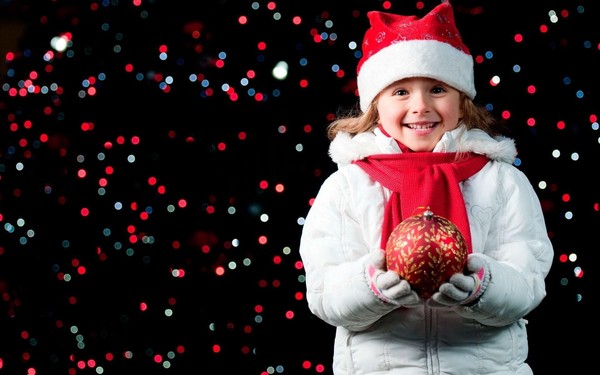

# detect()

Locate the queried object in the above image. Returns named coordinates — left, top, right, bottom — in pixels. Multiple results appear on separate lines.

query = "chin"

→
left=406, top=145, right=436, bottom=152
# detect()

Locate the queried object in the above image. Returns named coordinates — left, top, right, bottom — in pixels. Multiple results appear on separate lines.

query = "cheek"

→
left=440, top=106, right=462, bottom=126
left=379, top=108, right=403, bottom=123
left=379, top=113, right=402, bottom=132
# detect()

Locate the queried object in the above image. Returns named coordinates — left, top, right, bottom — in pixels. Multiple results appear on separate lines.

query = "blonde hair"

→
left=327, top=93, right=503, bottom=141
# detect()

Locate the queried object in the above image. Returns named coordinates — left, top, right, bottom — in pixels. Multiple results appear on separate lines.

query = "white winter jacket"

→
left=299, top=125, right=554, bottom=374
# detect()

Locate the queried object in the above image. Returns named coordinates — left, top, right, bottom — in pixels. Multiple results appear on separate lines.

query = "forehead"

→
left=388, top=77, right=445, bottom=87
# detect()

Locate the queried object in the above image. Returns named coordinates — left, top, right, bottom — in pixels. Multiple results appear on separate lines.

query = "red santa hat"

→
left=357, top=1, right=476, bottom=112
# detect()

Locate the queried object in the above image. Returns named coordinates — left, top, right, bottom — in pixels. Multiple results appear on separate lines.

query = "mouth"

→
left=404, top=122, right=437, bottom=130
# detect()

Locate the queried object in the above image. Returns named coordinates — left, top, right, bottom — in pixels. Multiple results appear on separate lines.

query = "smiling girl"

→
left=299, top=2, right=554, bottom=374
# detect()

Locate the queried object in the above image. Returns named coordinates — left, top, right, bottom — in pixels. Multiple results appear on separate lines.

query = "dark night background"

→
left=0, top=0, right=595, bottom=373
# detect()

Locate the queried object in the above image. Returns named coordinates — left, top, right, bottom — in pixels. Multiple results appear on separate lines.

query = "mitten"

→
left=428, top=253, right=489, bottom=308
left=365, top=249, right=421, bottom=307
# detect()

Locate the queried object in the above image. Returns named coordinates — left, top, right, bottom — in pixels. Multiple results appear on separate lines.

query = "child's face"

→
left=376, top=77, right=463, bottom=152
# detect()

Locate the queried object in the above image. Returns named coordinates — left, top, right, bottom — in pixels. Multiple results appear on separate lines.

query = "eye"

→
left=431, top=85, right=447, bottom=94
left=393, top=88, right=409, bottom=96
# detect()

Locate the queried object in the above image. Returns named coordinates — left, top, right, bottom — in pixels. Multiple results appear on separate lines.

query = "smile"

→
left=405, top=122, right=437, bottom=130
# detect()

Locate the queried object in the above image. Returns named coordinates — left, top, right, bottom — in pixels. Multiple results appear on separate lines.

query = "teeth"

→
left=407, top=123, right=435, bottom=129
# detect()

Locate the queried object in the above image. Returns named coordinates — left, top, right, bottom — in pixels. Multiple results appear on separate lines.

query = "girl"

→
left=299, top=2, right=554, bottom=374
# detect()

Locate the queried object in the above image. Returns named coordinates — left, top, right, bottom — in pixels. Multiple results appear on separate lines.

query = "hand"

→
left=365, top=249, right=421, bottom=307
left=428, top=253, right=489, bottom=308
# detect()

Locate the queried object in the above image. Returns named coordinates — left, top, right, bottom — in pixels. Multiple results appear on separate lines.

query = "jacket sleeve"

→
left=299, top=169, right=401, bottom=331
left=453, top=164, right=554, bottom=326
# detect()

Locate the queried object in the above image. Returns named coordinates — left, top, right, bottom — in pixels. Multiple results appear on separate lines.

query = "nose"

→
left=410, top=91, right=431, bottom=114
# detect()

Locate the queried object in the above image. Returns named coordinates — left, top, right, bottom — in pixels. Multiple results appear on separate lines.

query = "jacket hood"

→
left=329, top=124, right=517, bottom=167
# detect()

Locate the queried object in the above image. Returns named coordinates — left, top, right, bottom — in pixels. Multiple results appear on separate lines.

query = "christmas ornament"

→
left=385, top=207, right=468, bottom=299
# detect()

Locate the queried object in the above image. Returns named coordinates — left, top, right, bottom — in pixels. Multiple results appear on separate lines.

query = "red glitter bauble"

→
left=385, top=207, right=468, bottom=299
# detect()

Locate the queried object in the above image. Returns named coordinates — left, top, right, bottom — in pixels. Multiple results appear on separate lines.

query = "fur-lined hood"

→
left=328, top=124, right=517, bottom=167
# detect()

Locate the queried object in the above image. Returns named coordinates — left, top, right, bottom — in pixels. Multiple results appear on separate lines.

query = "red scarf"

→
left=353, top=152, right=489, bottom=253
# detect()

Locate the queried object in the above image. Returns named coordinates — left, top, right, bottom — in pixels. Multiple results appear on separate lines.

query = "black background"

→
left=0, top=0, right=595, bottom=373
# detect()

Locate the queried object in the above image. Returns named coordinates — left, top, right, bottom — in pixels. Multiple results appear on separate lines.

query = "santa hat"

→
left=357, top=1, right=476, bottom=112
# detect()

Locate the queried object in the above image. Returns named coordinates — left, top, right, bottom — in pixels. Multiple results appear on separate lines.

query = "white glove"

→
left=428, top=253, right=489, bottom=308
left=365, top=249, right=422, bottom=307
